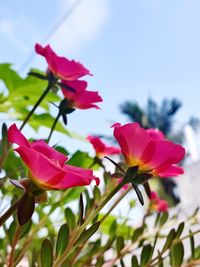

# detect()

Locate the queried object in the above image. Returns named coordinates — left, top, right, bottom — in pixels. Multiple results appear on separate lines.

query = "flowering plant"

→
left=0, top=43, right=199, bottom=267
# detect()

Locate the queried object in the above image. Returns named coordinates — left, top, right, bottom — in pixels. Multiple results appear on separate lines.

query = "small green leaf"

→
left=116, top=236, right=124, bottom=254
left=28, top=71, right=48, bottom=80
left=78, top=193, right=84, bottom=225
left=175, top=222, right=184, bottom=239
left=170, top=241, right=184, bottom=267
left=132, top=225, right=145, bottom=243
left=162, top=229, right=176, bottom=252
left=20, top=220, right=32, bottom=239
left=65, top=208, right=76, bottom=230
left=143, top=181, right=151, bottom=198
left=159, top=212, right=169, bottom=226
left=17, top=193, right=35, bottom=225
left=131, top=255, right=139, bottom=267
left=74, top=221, right=100, bottom=247
left=109, top=219, right=117, bottom=238
left=140, top=244, right=153, bottom=266
left=189, top=230, right=195, bottom=259
left=56, top=223, right=69, bottom=258
left=93, top=186, right=101, bottom=202
left=41, top=239, right=53, bottom=267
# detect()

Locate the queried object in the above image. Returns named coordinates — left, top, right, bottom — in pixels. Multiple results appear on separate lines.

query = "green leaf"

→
left=74, top=222, right=100, bottom=247
left=170, top=241, right=184, bottom=267
left=65, top=208, right=76, bottom=230
left=116, top=236, right=124, bottom=254
left=93, top=186, right=101, bottom=202
left=140, top=244, right=153, bottom=266
left=41, top=239, right=53, bottom=267
left=109, top=219, right=117, bottom=238
left=0, top=63, right=23, bottom=92
left=194, top=246, right=200, bottom=259
left=56, top=223, right=69, bottom=258
left=189, top=230, right=195, bottom=259
left=17, top=193, right=35, bottom=225
left=159, top=212, right=169, bottom=226
left=131, top=255, right=139, bottom=267
left=67, top=150, right=97, bottom=169
left=175, top=222, right=184, bottom=239
left=132, top=225, right=145, bottom=243
left=78, top=193, right=84, bottom=225
left=162, top=229, right=176, bottom=252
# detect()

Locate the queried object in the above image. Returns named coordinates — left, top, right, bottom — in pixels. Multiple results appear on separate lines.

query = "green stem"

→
left=0, top=195, right=24, bottom=227
left=19, top=82, right=53, bottom=131
left=53, top=181, right=126, bottom=267
left=47, top=112, right=61, bottom=144
left=100, top=186, right=132, bottom=224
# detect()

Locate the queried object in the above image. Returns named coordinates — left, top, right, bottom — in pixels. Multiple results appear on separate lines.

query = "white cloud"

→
left=49, top=0, right=110, bottom=54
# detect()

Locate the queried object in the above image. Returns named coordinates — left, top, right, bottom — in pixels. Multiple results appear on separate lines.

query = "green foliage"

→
left=56, top=224, right=69, bottom=258
left=41, top=239, right=53, bottom=267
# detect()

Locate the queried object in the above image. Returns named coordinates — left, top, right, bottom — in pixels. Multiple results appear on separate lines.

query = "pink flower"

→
left=112, top=123, right=185, bottom=178
left=61, top=80, right=102, bottom=109
left=150, top=191, right=169, bottom=212
left=8, top=124, right=99, bottom=190
left=87, top=135, right=121, bottom=158
left=35, top=43, right=90, bottom=80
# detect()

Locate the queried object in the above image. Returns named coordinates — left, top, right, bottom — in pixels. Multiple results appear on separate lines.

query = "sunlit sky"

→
left=1, top=0, right=200, bottom=151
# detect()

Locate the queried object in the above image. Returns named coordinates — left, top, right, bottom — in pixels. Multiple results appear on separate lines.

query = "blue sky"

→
left=1, top=0, right=200, bottom=149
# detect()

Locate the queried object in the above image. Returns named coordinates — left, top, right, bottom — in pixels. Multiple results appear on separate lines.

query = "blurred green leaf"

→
left=116, top=236, right=124, bottom=254
left=159, top=212, right=169, bottom=226
left=56, top=223, right=69, bottom=258
left=140, top=244, right=153, bottom=266
left=65, top=208, right=76, bottom=230
left=67, top=151, right=98, bottom=169
left=170, top=241, right=184, bottom=267
left=41, top=239, right=53, bottom=267
left=74, top=221, right=100, bottom=247
left=189, top=230, right=195, bottom=259
left=131, top=255, right=139, bottom=267
left=162, top=229, right=176, bottom=252
left=175, top=222, right=184, bottom=239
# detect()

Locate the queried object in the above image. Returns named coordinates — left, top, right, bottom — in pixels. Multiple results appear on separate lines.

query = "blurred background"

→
left=1, top=0, right=200, bottom=211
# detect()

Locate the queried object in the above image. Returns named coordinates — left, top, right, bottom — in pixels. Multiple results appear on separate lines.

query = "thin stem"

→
left=20, top=82, right=52, bottom=131
left=47, top=112, right=61, bottom=144
left=0, top=194, right=24, bottom=227
left=7, top=224, right=21, bottom=267
left=100, top=186, right=132, bottom=224
left=53, top=181, right=126, bottom=267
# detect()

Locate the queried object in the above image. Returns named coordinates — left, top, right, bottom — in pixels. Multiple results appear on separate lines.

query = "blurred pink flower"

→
left=150, top=191, right=169, bottom=212
left=61, top=80, right=102, bottom=109
left=8, top=124, right=99, bottom=190
left=87, top=135, right=121, bottom=157
left=112, top=122, right=185, bottom=178
left=35, top=43, right=90, bottom=80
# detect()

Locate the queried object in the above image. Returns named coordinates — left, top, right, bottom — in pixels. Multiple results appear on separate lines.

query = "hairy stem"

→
left=53, top=181, right=126, bottom=267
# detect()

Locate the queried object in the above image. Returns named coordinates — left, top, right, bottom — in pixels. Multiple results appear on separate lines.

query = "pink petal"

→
left=31, top=140, right=67, bottom=166
left=87, top=136, right=121, bottom=156
left=113, top=123, right=152, bottom=165
left=8, top=124, right=30, bottom=148
left=15, top=147, right=65, bottom=187
left=145, top=140, right=185, bottom=169
left=146, top=128, right=165, bottom=140
left=50, top=164, right=99, bottom=189
left=35, top=43, right=90, bottom=80
left=155, top=165, right=184, bottom=178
